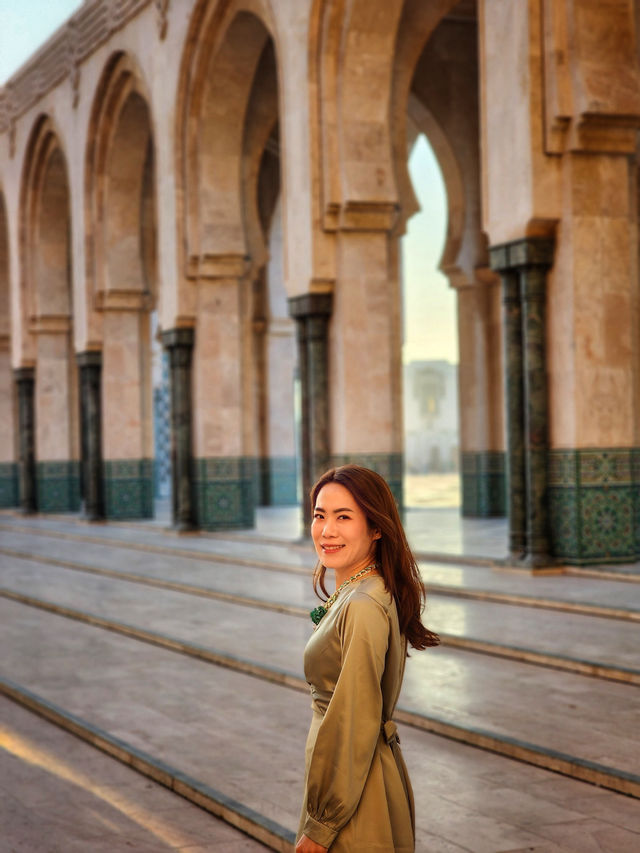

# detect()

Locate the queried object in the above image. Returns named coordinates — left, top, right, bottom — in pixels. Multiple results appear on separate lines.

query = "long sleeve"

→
left=302, top=593, right=390, bottom=848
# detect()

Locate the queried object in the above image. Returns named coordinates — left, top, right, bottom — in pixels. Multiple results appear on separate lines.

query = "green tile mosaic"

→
left=330, top=453, right=403, bottom=507
left=259, top=456, right=298, bottom=506
left=36, top=461, right=81, bottom=512
left=0, top=462, right=19, bottom=507
left=104, top=459, right=153, bottom=520
left=461, top=452, right=506, bottom=518
left=193, top=456, right=258, bottom=530
left=549, top=448, right=640, bottom=564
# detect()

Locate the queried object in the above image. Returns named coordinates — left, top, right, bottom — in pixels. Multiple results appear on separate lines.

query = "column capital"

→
left=14, top=367, right=35, bottom=383
left=288, top=293, right=333, bottom=319
left=76, top=350, right=102, bottom=369
left=489, top=237, right=555, bottom=272
left=161, top=327, right=195, bottom=349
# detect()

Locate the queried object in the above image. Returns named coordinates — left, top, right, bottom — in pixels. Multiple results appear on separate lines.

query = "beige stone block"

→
left=575, top=366, right=634, bottom=447
left=480, top=0, right=561, bottom=241
left=0, top=348, right=15, bottom=462
left=267, top=328, right=296, bottom=456
left=568, top=154, right=631, bottom=219
left=35, top=332, right=74, bottom=460
left=102, top=312, right=147, bottom=460
left=330, top=232, right=400, bottom=453
left=192, top=279, right=246, bottom=458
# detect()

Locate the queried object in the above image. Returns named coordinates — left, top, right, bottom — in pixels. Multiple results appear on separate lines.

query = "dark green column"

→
left=490, top=249, right=526, bottom=559
left=514, top=239, right=555, bottom=567
left=289, top=294, right=332, bottom=525
left=77, top=351, right=104, bottom=521
left=491, top=238, right=555, bottom=568
left=162, top=328, right=195, bottom=532
left=14, top=367, right=36, bottom=514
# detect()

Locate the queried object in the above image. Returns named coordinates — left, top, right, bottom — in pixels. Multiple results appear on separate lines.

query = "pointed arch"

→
left=176, top=0, right=279, bottom=281
left=84, top=51, right=159, bottom=520
left=18, top=114, right=79, bottom=511
left=85, top=53, right=156, bottom=317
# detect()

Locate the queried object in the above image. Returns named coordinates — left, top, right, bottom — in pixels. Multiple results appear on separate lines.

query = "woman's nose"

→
left=323, top=517, right=337, bottom=536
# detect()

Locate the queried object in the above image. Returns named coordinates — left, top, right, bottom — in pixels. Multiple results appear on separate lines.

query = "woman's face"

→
left=312, top=482, right=380, bottom=576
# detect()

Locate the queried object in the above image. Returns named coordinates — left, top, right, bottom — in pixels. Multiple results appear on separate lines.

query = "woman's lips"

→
left=321, top=544, right=344, bottom=553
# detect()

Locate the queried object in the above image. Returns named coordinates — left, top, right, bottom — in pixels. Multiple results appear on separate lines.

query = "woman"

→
left=296, top=465, right=439, bottom=853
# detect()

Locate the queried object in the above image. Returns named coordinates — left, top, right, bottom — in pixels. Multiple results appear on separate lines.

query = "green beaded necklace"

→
left=310, top=563, right=378, bottom=626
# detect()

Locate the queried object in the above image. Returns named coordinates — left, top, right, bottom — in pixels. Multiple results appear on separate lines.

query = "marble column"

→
left=489, top=250, right=526, bottom=558
left=78, top=351, right=104, bottom=521
left=14, top=367, right=36, bottom=514
left=289, top=293, right=332, bottom=524
left=162, top=328, right=195, bottom=531
left=490, top=238, right=555, bottom=567
left=515, top=239, right=554, bottom=567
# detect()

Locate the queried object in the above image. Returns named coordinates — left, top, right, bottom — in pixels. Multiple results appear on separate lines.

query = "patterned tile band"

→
left=0, top=462, right=19, bottom=507
left=36, top=461, right=81, bottom=513
left=461, top=452, right=506, bottom=518
left=104, top=459, right=154, bottom=520
left=549, top=448, right=639, bottom=564
left=193, top=456, right=258, bottom=530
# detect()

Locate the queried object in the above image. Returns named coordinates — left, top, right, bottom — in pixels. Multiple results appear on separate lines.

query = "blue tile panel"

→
left=259, top=456, right=298, bottom=506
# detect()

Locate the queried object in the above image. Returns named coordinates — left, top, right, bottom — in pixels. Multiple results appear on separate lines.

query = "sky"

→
left=402, top=136, right=457, bottom=365
left=0, top=2, right=457, bottom=366
left=0, top=0, right=82, bottom=85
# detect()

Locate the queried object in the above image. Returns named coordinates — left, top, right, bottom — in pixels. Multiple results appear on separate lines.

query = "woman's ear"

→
left=372, top=528, right=381, bottom=541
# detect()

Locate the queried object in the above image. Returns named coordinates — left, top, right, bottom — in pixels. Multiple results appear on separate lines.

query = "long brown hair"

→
left=311, top=465, right=439, bottom=650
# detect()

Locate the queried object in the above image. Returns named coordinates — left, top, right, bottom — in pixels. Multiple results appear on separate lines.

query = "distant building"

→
left=403, top=361, right=458, bottom=475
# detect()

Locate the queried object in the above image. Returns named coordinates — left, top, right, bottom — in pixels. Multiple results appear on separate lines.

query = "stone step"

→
left=0, top=557, right=638, bottom=795
left=0, top=694, right=271, bottom=852
left=1, top=543, right=638, bottom=680
left=2, top=600, right=639, bottom=853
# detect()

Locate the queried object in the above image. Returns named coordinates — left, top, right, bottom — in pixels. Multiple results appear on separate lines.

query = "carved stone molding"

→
left=155, top=0, right=170, bottom=40
left=0, top=0, right=154, bottom=135
left=542, top=0, right=640, bottom=154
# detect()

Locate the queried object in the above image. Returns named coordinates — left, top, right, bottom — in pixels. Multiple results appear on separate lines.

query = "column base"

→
left=193, top=457, right=258, bottom=530
left=104, top=459, right=153, bottom=520
left=549, top=448, right=640, bottom=565
left=461, top=451, right=506, bottom=517
left=36, top=461, right=81, bottom=512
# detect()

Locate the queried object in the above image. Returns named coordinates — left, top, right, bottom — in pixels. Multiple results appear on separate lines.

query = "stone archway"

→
left=402, top=2, right=505, bottom=519
left=176, top=1, right=288, bottom=530
left=20, top=117, right=79, bottom=513
left=86, top=54, right=159, bottom=520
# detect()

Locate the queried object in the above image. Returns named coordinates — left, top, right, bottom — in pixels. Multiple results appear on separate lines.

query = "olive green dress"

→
left=298, top=574, right=415, bottom=852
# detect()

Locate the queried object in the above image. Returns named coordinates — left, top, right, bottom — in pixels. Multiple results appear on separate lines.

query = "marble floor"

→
left=0, top=512, right=638, bottom=852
